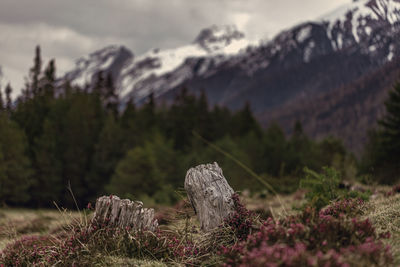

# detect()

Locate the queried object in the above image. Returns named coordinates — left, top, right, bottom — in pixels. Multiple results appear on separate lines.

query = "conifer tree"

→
left=61, top=91, right=104, bottom=206
left=5, top=83, right=12, bottom=113
left=87, top=114, right=124, bottom=199
left=139, top=92, right=156, bottom=131
left=196, top=89, right=213, bottom=140
left=0, top=87, right=4, bottom=111
left=13, top=50, right=53, bottom=156
left=107, top=133, right=179, bottom=204
left=104, top=73, right=119, bottom=116
left=21, top=78, right=31, bottom=101
left=166, top=87, right=199, bottom=150
left=93, top=71, right=105, bottom=96
left=121, top=96, right=136, bottom=128
left=231, top=102, right=262, bottom=137
left=30, top=45, right=42, bottom=96
left=363, top=82, right=400, bottom=183
left=286, top=120, right=318, bottom=175
left=262, top=123, right=287, bottom=176
left=43, top=59, right=56, bottom=97
left=0, top=113, right=32, bottom=205
left=33, top=117, right=64, bottom=206
left=379, top=83, right=400, bottom=154
left=209, top=105, right=232, bottom=141
left=0, top=69, right=3, bottom=111
left=120, top=97, right=139, bottom=151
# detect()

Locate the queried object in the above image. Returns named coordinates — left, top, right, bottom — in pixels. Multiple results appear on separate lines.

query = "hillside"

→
left=263, top=58, right=400, bottom=154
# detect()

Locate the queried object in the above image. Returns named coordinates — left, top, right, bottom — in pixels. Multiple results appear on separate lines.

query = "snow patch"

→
left=365, top=26, right=372, bottom=35
left=319, top=0, right=400, bottom=46
left=101, top=56, right=115, bottom=69
left=388, top=44, right=395, bottom=61
left=297, top=25, right=312, bottom=43
left=369, top=44, right=377, bottom=52
left=337, top=33, right=343, bottom=50
left=304, top=41, right=315, bottom=63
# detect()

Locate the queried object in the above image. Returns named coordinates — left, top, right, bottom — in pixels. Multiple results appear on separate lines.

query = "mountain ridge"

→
left=61, top=0, right=400, bottom=152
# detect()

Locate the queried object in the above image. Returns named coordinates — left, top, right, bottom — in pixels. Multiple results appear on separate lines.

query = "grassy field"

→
left=0, top=208, right=81, bottom=251
left=1, top=185, right=400, bottom=266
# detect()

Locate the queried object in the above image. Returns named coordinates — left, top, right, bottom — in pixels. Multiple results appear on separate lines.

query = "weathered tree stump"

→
left=92, top=195, right=158, bottom=231
left=185, top=162, right=235, bottom=231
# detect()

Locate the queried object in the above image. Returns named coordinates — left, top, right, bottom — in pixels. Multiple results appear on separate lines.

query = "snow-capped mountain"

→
left=62, top=0, right=400, bottom=152
left=320, top=0, right=400, bottom=54
left=64, top=45, right=133, bottom=88
left=63, top=0, right=400, bottom=105
left=118, top=25, right=254, bottom=102
left=63, top=25, right=254, bottom=102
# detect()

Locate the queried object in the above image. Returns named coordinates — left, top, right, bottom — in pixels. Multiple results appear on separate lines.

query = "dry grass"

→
left=103, top=257, right=170, bottom=266
left=2, top=186, right=400, bottom=266
left=0, top=208, right=81, bottom=251
left=363, top=192, right=400, bottom=265
left=241, top=190, right=305, bottom=220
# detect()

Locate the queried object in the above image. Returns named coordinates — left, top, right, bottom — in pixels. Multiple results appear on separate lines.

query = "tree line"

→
left=0, top=46, right=398, bottom=208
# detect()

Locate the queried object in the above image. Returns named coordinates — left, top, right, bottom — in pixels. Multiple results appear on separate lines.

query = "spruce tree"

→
left=5, top=83, right=12, bottom=113
left=0, top=87, right=4, bottom=111
left=365, top=82, right=400, bottom=183
left=93, top=71, right=105, bottom=96
left=196, top=89, right=213, bottom=140
left=87, top=114, right=124, bottom=200
left=120, top=97, right=139, bottom=151
left=121, top=96, right=136, bottom=128
left=379, top=83, right=400, bottom=154
left=33, top=117, right=64, bottom=206
left=286, top=120, right=318, bottom=175
left=107, top=133, right=179, bottom=204
left=138, top=92, right=156, bottom=132
left=0, top=113, right=32, bottom=205
left=104, top=73, right=119, bottom=116
left=166, top=87, right=197, bottom=150
left=30, top=45, right=42, bottom=96
left=263, top=123, right=287, bottom=177
left=231, top=102, right=262, bottom=137
left=61, top=91, right=104, bottom=206
left=43, top=59, right=56, bottom=97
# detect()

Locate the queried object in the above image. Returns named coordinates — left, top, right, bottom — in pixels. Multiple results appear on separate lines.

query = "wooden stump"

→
left=92, top=195, right=158, bottom=231
left=184, top=162, right=235, bottom=231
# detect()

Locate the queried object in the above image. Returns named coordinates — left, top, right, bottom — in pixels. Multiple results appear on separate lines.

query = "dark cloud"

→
left=0, top=0, right=349, bottom=96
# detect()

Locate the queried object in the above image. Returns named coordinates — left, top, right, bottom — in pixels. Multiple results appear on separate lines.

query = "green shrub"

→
left=300, top=167, right=371, bottom=211
left=344, top=189, right=371, bottom=201
left=300, top=167, right=340, bottom=210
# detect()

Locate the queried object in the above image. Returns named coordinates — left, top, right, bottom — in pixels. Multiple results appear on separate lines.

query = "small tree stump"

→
left=185, top=162, right=235, bottom=231
left=92, top=195, right=158, bottom=231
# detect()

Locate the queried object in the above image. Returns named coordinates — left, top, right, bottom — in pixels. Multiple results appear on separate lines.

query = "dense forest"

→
left=0, top=46, right=399, bottom=208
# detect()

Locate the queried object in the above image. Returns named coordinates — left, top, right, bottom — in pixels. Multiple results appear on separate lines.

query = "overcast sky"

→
left=0, top=0, right=349, bottom=96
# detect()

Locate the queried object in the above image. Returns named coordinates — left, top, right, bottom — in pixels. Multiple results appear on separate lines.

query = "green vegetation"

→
left=0, top=113, right=32, bottom=205
left=0, top=46, right=357, bottom=208
left=300, top=167, right=341, bottom=210
left=300, top=167, right=370, bottom=211
left=360, top=82, right=400, bottom=184
left=1, top=185, right=400, bottom=266
left=1, top=44, right=400, bottom=265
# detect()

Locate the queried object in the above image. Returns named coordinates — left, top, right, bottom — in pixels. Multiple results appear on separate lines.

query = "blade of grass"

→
left=192, top=131, right=287, bottom=214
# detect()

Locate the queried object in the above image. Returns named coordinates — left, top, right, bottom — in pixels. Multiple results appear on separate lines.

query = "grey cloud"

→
left=0, top=0, right=349, bottom=96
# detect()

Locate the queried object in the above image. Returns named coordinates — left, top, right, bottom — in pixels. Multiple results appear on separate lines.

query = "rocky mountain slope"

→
left=62, top=0, right=400, bottom=153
